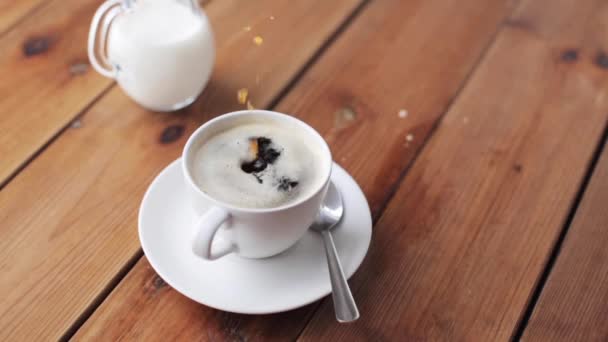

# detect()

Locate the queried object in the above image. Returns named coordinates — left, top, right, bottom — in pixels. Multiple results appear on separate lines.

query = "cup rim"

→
left=182, top=110, right=332, bottom=213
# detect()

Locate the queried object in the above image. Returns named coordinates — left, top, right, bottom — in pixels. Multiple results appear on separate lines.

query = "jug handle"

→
left=88, top=0, right=123, bottom=78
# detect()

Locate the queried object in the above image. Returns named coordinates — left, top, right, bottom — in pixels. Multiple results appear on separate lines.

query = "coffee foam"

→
left=193, top=122, right=324, bottom=208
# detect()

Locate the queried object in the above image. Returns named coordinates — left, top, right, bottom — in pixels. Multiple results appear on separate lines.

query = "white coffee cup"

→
left=182, top=110, right=332, bottom=260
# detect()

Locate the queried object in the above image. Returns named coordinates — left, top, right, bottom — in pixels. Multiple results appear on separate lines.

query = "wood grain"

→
left=0, top=0, right=364, bottom=340
left=0, top=0, right=114, bottom=187
left=0, top=0, right=45, bottom=35
left=74, top=0, right=518, bottom=340
left=521, top=143, right=608, bottom=339
left=297, top=0, right=608, bottom=340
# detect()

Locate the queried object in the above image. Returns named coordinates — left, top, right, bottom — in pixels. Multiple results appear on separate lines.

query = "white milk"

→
left=107, top=0, right=214, bottom=111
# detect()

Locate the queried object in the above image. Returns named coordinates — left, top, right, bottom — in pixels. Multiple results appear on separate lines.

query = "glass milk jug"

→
left=88, top=0, right=215, bottom=111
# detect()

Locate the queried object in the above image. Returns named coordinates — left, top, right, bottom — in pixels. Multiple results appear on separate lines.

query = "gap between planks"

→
left=265, top=0, right=371, bottom=111
left=60, top=250, right=143, bottom=342
left=0, top=0, right=47, bottom=38
left=0, top=83, right=116, bottom=191
left=511, top=122, right=608, bottom=341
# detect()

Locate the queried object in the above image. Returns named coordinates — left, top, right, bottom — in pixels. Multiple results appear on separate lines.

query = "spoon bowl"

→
left=311, top=182, right=344, bottom=233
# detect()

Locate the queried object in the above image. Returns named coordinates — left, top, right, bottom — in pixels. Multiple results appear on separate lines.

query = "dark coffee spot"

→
left=277, top=177, right=298, bottom=191
left=159, top=125, right=185, bottom=144
left=256, top=137, right=281, bottom=164
left=560, top=49, right=578, bottom=63
left=262, top=148, right=280, bottom=164
left=595, top=51, right=608, bottom=69
left=240, top=137, right=282, bottom=178
left=241, top=158, right=267, bottom=174
left=258, top=137, right=271, bottom=148
left=513, top=164, right=523, bottom=172
left=23, top=36, right=52, bottom=57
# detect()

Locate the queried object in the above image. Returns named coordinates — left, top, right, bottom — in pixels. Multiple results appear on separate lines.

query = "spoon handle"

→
left=321, top=230, right=360, bottom=323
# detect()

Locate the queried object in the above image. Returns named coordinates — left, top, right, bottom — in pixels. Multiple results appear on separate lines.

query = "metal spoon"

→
left=311, top=182, right=359, bottom=323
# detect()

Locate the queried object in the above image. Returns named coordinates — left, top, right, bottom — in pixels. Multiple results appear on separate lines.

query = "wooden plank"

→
left=296, top=0, right=608, bottom=340
left=74, top=0, right=518, bottom=340
left=521, top=147, right=608, bottom=340
left=0, top=0, right=114, bottom=186
left=0, top=0, right=45, bottom=35
left=0, top=0, right=364, bottom=340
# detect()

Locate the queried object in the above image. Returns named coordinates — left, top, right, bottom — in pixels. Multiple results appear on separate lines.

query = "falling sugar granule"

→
left=244, top=26, right=252, bottom=32
left=406, top=134, right=414, bottom=142
left=247, top=100, right=255, bottom=110
left=237, top=88, right=249, bottom=104
left=398, top=109, right=408, bottom=118
left=253, top=36, right=264, bottom=46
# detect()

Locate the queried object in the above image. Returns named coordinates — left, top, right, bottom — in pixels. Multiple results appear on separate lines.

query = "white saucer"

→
left=139, top=159, right=372, bottom=314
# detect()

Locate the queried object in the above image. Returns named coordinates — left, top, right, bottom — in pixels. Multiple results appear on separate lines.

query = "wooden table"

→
left=2, top=0, right=608, bottom=340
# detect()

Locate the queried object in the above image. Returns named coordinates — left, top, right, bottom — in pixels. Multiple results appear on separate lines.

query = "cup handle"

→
left=87, top=0, right=123, bottom=78
left=192, top=206, right=236, bottom=260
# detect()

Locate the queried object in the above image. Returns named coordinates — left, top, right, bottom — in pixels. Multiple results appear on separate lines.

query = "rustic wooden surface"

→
left=75, top=0, right=516, bottom=339
left=297, top=0, right=608, bottom=339
left=0, top=0, right=364, bottom=339
left=521, top=140, right=608, bottom=341
left=1, top=0, right=608, bottom=340
left=0, top=0, right=114, bottom=187
left=0, top=0, right=45, bottom=35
